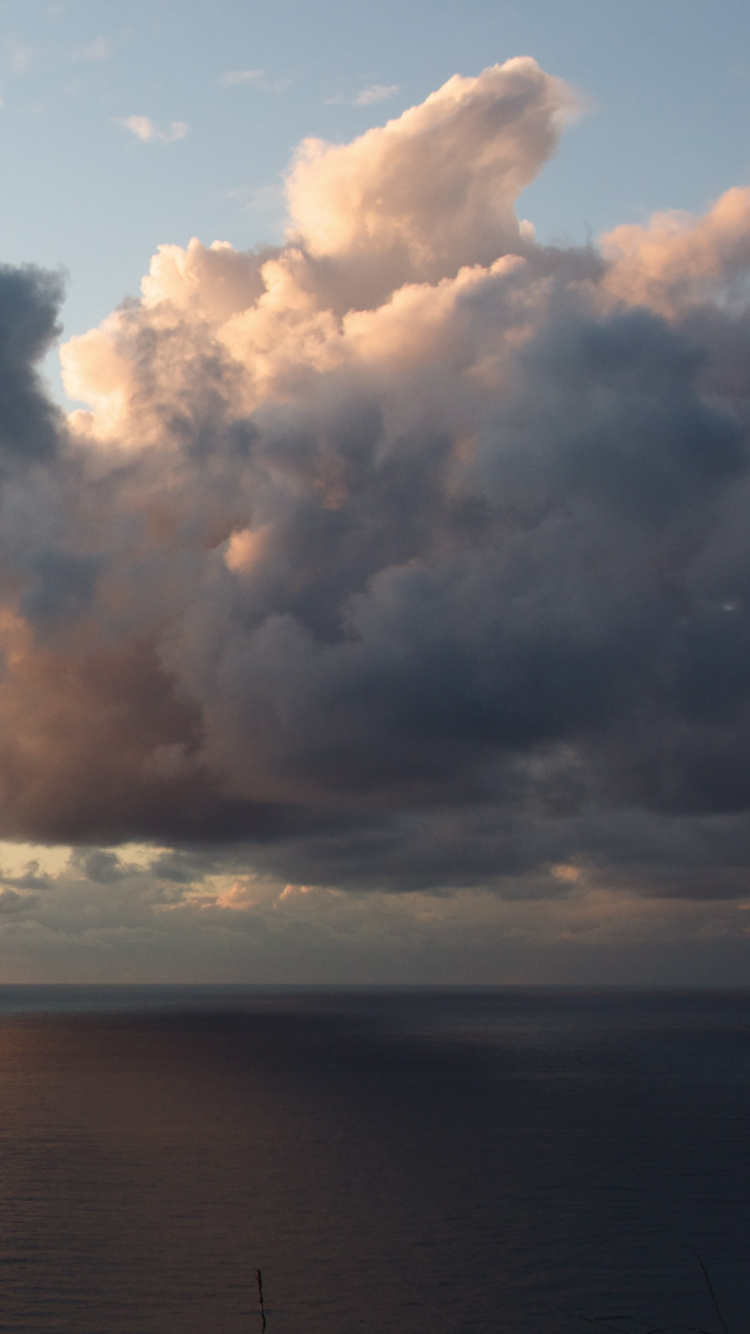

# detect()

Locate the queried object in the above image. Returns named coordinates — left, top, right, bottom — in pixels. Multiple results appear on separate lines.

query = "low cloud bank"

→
left=2, top=59, right=750, bottom=903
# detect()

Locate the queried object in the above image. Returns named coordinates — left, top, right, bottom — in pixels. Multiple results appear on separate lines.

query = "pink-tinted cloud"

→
left=0, top=63, right=748, bottom=912
left=115, top=115, right=188, bottom=144
left=286, top=58, right=579, bottom=307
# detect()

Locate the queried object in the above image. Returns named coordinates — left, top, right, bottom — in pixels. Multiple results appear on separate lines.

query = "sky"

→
left=0, top=1, right=750, bottom=983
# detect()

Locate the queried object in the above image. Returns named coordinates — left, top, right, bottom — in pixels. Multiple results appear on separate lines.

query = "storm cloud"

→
left=1, top=58, right=750, bottom=902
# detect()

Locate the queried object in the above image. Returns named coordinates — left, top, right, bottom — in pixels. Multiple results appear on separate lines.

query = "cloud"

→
left=8, top=42, right=33, bottom=75
left=218, top=69, right=266, bottom=89
left=287, top=58, right=581, bottom=307
left=0, top=887, right=35, bottom=914
left=217, top=70, right=290, bottom=94
left=0, top=262, right=64, bottom=464
left=0, top=859, right=52, bottom=890
left=326, top=85, right=400, bottom=107
left=354, top=84, right=399, bottom=106
left=115, top=116, right=188, bottom=144
left=72, top=36, right=110, bottom=62
left=0, top=848, right=747, bottom=982
left=1, top=59, right=750, bottom=927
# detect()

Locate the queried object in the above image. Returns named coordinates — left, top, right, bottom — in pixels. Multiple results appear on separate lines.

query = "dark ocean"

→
left=0, top=986, right=747, bottom=1334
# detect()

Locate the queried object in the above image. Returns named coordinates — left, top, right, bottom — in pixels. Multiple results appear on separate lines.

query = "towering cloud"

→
left=284, top=58, right=577, bottom=306
left=1, top=59, right=750, bottom=900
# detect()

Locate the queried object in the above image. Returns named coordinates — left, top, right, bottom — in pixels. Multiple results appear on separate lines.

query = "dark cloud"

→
left=0, top=263, right=64, bottom=464
left=0, top=859, right=52, bottom=890
left=1, top=62, right=750, bottom=904
left=0, top=888, right=36, bottom=913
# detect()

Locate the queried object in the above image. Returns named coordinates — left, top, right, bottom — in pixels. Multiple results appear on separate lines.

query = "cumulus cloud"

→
left=1, top=58, right=750, bottom=919
left=0, top=859, right=53, bottom=890
left=287, top=58, right=580, bottom=308
left=116, top=116, right=188, bottom=144
left=0, top=887, right=34, bottom=914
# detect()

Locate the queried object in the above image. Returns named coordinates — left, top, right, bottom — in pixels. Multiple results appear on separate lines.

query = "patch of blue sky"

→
left=0, top=0, right=748, bottom=402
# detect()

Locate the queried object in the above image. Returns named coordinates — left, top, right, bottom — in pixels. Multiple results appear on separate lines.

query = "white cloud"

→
left=218, top=69, right=266, bottom=88
left=115, top=116, right=188, bottom=144
left=354, top=84, right=399, bottom=106
left=290, top=59, right=578, bottom=306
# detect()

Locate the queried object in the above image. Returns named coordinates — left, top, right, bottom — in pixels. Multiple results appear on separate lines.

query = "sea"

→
left=0, top=986, right=747, bottom=1334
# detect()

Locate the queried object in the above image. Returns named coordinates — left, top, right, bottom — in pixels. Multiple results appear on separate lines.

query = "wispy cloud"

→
left=8, top=41, right=33, bottom=75
left=72, top=35, right=110, bottom=62
left=325, top=83, right=399, bottom=107
left=218, top=68, right=266, bottom=88
left=249, top=181, right=286, bottom=215
left=115, top=115, right=188, bottom=144
left=355, top=83, right=399, bottom=106
left=218, top=69, right=291, bottom=94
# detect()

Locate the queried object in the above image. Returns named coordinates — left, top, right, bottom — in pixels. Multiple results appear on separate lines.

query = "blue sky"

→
left=1, top=0, right=749, bottom=397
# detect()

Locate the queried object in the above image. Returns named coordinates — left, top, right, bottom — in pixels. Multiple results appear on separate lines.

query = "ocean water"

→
left=0, top=987, right=747, bottom=1334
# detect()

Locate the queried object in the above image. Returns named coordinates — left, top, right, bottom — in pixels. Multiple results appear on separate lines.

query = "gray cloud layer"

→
left=1, top=60, right=750, bottom=902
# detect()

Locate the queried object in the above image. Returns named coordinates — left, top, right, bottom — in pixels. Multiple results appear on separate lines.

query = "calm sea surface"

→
left=0, top=986, right=747, bottom=1333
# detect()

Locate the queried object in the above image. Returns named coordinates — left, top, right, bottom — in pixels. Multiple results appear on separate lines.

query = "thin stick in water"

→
left=256, top=1267, right=267, bottom=1333
left=693, top=1251, right=729, bottom=1334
